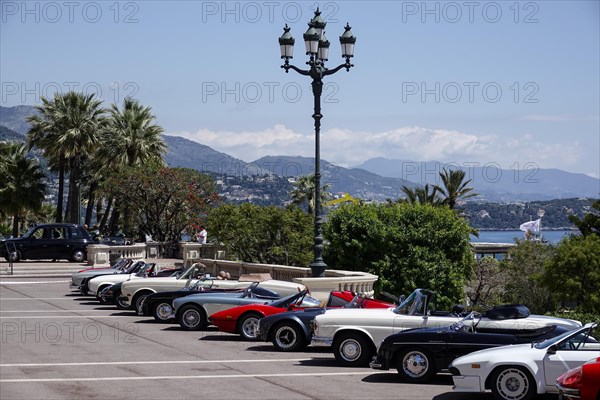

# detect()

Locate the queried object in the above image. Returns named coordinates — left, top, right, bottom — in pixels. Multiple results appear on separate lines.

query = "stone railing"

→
left=194, top=258, right=377, bottom=302
left=87, top=243, right=146, bottom=266
left=180, top=243, right=226, bottom=265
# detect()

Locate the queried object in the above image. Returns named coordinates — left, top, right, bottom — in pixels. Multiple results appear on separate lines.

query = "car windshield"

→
left=450, top=312, right=479, bottom=332
left=21, top=226, right=38, bottom=239
left=393, top=289, right=430, bottom=315
left=178, top=264, right=205, bottom=280
left=534, top=325, right=597, bottom=349
left=135, top=263, right=154, bottom=277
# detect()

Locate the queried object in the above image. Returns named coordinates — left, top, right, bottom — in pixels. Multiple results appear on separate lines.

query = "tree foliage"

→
left=568, top=199, right=600, bottom=237
left=99, top=164, right=218, bottom=242
left=324, top=203, right=473, bottom=308
left=500, top=240, right=556, bottom=313
left=207, top=204, right=313, bottom=266
left=0, top=142, right=47, bottom=236
left=543, top=234, right=600, bottom=313
left=289, top=174, right=332, bottom=215
left=434, top=168, right=478, bottom=209
left=465, top=257, right=508, bottom=309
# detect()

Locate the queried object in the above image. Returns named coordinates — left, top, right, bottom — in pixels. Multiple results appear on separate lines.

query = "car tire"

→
left=396, top=348, right=436, bottom=383
left=238, top=313, right=262, bottom=340
left=70, top=249, right=85, bottom=263
left=333, top=332, right=375, bottom=367
left=178, top=304, right=206, bottom=331
left=115, top=296, right=130, bottom=310
left=153, top=301, right=174, bottom=323
left=490, top=366, right=536, bottom=400
left=97, top=285, right=110, bottom=304
left=6, top=250, right=21, bottom=262
left=271, top=322, right=306, bottom=352
left=132, top=291, right=152, bottom=313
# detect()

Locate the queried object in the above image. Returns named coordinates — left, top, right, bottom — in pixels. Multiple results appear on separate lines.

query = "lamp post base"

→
left=310, top=260, right=327, bottom=277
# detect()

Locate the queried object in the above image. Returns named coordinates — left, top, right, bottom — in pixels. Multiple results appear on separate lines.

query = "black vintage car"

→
left=370, top=312, right=572, bottom=383
left=1, top=223, right=92, bottom=262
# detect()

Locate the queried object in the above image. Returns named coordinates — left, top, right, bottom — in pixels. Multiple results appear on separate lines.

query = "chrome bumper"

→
left=311, top=336, right=333, bottom=346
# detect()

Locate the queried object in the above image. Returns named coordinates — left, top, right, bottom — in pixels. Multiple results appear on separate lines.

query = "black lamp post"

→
left=279, top=9, right=356, bottom=277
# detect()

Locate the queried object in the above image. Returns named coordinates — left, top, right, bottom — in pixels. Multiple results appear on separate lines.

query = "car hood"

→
left=451, top=343, right=537, bottom=367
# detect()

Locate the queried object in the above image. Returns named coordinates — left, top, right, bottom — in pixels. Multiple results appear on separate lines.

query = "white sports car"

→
left=310, top=288, right=582, bottom=367
left=450, top=322, right=599, bottom=400
left=118, top=263, right=306, bottom=311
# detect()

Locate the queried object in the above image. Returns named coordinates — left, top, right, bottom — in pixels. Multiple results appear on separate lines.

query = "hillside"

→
left=357, top=157, right=600, bottom=202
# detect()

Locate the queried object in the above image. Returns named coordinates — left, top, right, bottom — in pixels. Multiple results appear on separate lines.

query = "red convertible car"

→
left=556, top=357, right=600, bottom=400
left=210, top=290, right=392, bottom=341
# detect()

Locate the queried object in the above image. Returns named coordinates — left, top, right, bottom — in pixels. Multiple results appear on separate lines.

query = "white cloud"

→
left=168, top=125, right=590, bottom=173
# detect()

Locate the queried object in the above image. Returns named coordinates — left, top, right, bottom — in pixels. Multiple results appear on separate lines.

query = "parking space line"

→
left=0, top=281, right=70, bottom=285
left=0, top=315, right=123, bottom=319
left=1, top=359, right=307, bottom=367
left=0, top=371, right=386, bottom=383
left=0, top=298, right=79, bottom=300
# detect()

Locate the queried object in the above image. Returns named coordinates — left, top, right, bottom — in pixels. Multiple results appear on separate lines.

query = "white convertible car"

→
left=118, top=263, right=306, bottom=310
left=310, top=288, right=582, bottom=367
left=450, top=322, right=599, bottom=400
left=87, top=261, right=179, bottom=298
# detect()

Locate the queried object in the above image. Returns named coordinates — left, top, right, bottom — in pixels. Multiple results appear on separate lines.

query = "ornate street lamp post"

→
left=279, top=9, right=356, bottom=277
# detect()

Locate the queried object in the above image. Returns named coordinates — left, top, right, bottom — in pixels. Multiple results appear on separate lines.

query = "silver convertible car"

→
left=311, top=288, right=582, bottom=367
left=172, top=283, right=321, bottom=331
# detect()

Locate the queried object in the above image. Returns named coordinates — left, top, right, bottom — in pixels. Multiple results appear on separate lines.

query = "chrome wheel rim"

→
left=402, top=351, right=429, bottom=378
left=241, top=317, right=259, bottom=339
left=183, top=309, right=201, bottom=328
left=274, top=326, right=297, bottom=349
left=156, top=303, right=172, bottom=320
left=339, top=338, right=361, bottom=362
left=496, top=368, right=530, bottom=400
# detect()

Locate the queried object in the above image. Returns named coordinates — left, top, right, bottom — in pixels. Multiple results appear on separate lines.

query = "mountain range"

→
left=1, top=105, right=598, bottom=202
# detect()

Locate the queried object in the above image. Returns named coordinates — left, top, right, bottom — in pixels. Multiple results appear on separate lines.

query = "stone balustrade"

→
left=86, top=243, right=146, bottom=266
left=193, top=258, right=377, bottom=302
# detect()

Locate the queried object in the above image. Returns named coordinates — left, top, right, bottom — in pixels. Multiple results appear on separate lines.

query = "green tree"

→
left=207, top=204, right=313, bottom=266
left=27, top=91, right=106, bottom=223
left=543, top=234, right=600, bottom=313
left=324, top=202, right=473, bottom=308
left=100, top=165, right=217, bottom=242
left=465, top=257, right=508, bottom=309
left=500, top=240, right=555, bottom=313
left=568, top=199, right=600, bottom=237
left=0, top=142, right=47, bottom=236
left=400, top=184, right=441, bottom=205
left=434, top=168, right=478, bottom=209
left=289, top=174, right=332, bottom=215
left=96, top=98, right=166, bottom=233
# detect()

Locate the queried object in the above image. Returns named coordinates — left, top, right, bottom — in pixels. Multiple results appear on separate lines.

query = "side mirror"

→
left=547, top=345, right=557, bottom=355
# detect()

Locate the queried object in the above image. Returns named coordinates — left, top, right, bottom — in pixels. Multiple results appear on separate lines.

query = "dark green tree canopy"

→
left=207, top=204, right=313, bottom=267
left=568, top=199, right=600, bottom=237
left=324, top=202, right=473, bottom=308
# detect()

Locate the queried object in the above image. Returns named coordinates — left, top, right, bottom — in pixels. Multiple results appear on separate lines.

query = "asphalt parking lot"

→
left=0, top=278, right=557, bottom=400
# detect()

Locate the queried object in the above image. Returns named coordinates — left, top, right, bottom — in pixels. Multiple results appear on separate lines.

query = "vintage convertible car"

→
left=87, top=261, right=180, bottom=298
left=138, top=278, right=282, bottom=321
left=118, top=263, right=306, bottom=311
left=69, top=258, right=135, bottom=294
left=370, top=312, right=572, bottom=383
left=256, top=292, right=394, bottom=352
left=209, top=289, right=322, bottom=340
left=556, top=356, right=600, bottom=400
left=450, top=323, right=599, bottom=400
left=173, top=282, right=296, bottom=330
left=311, top=288, right=582, bottom=367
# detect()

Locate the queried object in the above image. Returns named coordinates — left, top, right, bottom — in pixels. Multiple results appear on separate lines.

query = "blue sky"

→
left=1, top=1, right=599, bottom=178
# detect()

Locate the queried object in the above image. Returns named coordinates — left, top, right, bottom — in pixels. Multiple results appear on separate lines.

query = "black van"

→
left=0, top=223, right=92, bottom=262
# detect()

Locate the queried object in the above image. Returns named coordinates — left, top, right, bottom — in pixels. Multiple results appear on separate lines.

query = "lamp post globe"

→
left=278, top=8, right=356, bottom=277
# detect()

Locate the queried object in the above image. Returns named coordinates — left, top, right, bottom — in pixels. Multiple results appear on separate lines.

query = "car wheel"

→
left=272, top=322, right=306, bottom=352
left=396, top=348, right=436, bottom=383
left=238, top=313, right=262, bottom=340
left=153, top=302, right=174, bottom=323
left=333, top=332, right=375, bottom=367
left=178, top=305, right=206, bottom=331
left=6, top=250, right=21, bottom=262
left=97, top=285, right=110, bottom=304
left=132, top=292, right=152, bottom=313
left=70, top=249, right=85, bottom=263
left=490, top=366, right=536, bottom=400
left=115, top=296, right=130, bottom=310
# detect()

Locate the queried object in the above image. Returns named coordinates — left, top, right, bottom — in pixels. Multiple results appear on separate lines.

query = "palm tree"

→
left=96, top=98, right=166, bottom=233
left=401, top=184, right=440, bottom=205
left=434, top=168, right=478, bottom=209
left=27, top=91, right=106, bottom=223
left=0, top=142, right=47, bottom=236
left=290, top=174, right=332, bottom=215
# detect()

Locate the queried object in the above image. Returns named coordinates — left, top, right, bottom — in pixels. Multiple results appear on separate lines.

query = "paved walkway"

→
left=0, top=258, right=183, bottom=278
